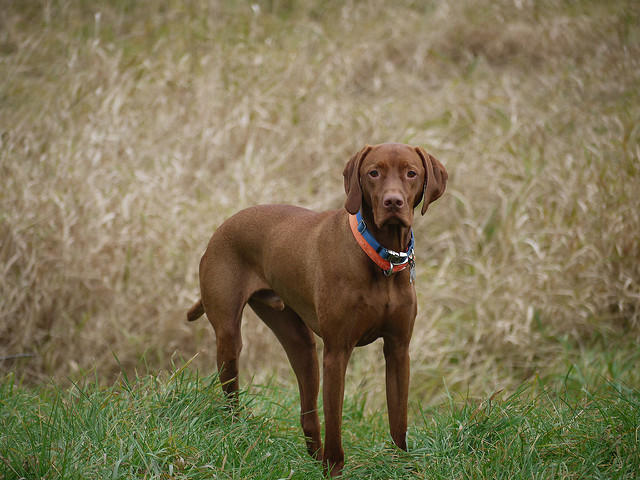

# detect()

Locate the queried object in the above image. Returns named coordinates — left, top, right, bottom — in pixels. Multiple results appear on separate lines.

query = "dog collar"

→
left=349, top=211, right=416, bottom=281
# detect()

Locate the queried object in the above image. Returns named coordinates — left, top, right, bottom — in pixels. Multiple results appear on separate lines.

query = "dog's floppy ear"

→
left=415, top=146, right=448, bottom=215
left=342, top=145, right=372, bottom=214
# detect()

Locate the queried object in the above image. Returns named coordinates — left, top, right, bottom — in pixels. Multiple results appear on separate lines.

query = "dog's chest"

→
left=350, top=287, right=416, bottom=345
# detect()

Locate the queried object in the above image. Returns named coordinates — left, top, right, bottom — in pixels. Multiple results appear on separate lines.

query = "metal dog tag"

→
left=409, top=256, right=416, bottom=283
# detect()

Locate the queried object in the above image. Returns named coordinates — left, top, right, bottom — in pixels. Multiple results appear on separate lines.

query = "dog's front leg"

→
left=383, top=337, right=410, bottom=450
left=321, top=345, right=352, bottom=477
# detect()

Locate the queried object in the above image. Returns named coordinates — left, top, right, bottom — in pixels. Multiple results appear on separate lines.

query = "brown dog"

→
left=187, top=143, right=447, bottom=476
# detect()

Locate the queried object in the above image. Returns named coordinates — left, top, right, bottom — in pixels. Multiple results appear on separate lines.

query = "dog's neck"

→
left=359, top=206, right=413, bottom=254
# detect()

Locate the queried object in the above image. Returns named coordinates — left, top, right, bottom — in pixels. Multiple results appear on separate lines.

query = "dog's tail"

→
left=186, top=298, right=205, bottom=321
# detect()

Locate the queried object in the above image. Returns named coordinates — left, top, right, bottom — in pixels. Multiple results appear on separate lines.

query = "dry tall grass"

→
left=1, top=0, right=639, bottom=403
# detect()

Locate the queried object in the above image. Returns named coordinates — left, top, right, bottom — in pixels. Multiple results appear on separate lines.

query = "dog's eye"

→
left=407, top=170, right=417, bottom=178
left=369, top=170, right=379, bottom=178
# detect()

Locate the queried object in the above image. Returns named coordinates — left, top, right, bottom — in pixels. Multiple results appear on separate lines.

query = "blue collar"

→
left=354, top=211, right=415, bottom=278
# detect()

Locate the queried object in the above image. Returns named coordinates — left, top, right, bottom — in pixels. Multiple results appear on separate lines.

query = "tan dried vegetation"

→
left=1, top=0, right=639, bottom=405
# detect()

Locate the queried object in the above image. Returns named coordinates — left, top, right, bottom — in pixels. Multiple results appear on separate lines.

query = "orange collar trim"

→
left=349, top=213, right=414, bottom=279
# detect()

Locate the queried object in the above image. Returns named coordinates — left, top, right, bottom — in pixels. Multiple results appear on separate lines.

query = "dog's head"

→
left=342, top=143, right=447, bottom=229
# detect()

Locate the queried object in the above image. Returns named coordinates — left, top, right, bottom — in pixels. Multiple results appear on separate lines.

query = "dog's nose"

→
left=383, top=194, right=404, bottom=210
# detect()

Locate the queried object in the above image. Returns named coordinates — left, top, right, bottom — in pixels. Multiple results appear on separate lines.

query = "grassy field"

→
left=1, top=367, right=639, bottom=479
left=1, top=0, right=640, bottom=470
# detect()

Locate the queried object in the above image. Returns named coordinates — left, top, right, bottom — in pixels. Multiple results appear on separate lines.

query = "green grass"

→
left=2, top=364, right=638, bottom=479
left=0, top=367, right=320, bottom=479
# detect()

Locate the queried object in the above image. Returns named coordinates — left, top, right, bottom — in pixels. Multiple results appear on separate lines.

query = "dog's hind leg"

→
left=248, top=298, right=323, bottom=460
left=199, top=271, right=252, bottom=402
left=214, top=322, right=243, bottom=399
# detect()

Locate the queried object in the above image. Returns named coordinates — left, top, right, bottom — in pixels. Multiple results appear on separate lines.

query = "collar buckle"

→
left=380, top=249, right=409, bottom=265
